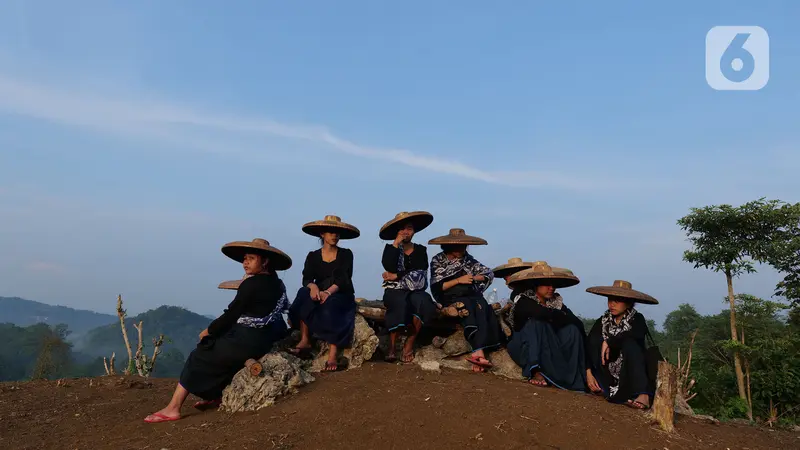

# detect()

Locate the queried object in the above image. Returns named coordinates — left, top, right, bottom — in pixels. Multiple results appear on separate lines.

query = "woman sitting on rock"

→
left=585, top=280, right=659, bottom=410
left=505, top=262, right=587, bottom=390
left=429, top=228, right=503, bottom=372
left=379, top=211, right=438, bottom=363
left=144, top=238, right=292, bottom=423
left=288, top=215, right=359, bottom=372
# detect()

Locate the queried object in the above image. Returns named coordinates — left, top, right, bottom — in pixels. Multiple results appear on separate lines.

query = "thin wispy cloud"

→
left=0, top=75, right=628, bottom=191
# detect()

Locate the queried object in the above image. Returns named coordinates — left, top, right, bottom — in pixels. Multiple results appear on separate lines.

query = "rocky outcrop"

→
left=412, top=329, right=523, bottom=380
left=308, top=314, right=379, bottom=372
left=220, top=352, right=314, bottom=412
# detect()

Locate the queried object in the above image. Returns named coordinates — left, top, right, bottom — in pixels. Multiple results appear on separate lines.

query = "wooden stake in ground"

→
left=650, top=361, right=678, bottom=433
left=115, top=295, right=135, bottom=375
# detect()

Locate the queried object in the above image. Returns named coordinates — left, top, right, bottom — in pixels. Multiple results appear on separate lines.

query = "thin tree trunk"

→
left=116, top=295, right=134, bottom=375
left=725, top=271, right=747, bottom=403
left=742, top=327, right=754, bottom=420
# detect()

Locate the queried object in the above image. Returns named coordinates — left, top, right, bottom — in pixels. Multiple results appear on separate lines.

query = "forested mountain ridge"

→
left=0, top=297, right=116, bottom=337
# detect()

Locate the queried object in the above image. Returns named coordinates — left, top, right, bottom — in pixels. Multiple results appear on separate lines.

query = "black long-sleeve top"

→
left=510, top=290, right=585, bottom=333
left=301, top=247, right=355, bottom=294
left=381, top=243, right=429, bottom=275
left=207, top=272, right=284, bottom=337
left=587, top=312, right=648, bottom=351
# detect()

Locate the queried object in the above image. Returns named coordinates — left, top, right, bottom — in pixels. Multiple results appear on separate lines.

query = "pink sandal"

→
left=144, top=412, right=180, bottom=423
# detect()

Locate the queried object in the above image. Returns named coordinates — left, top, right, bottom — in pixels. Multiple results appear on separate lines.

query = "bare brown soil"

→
left=1, top=363, right=797, bottom=450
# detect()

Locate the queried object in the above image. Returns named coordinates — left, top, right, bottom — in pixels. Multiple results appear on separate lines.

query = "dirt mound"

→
left=1, top=363, right=797, bottom=450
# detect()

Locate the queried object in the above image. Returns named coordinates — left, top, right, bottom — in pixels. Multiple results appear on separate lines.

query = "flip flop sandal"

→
left=466, top=355, right=493, bottom=368
left=322, top=361, right=339, bottom=372
left=144, top=412, right=180, bottom=423
left=385, top=354, right=398, bottom=363
left=193, top=399, right=221, bottom=410
left=401, top=352, right=415, bottom=363
left=626, top=400, right=650, bottom=410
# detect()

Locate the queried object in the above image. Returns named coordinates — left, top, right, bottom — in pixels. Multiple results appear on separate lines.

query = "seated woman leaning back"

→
left=144, top=238, right=292, bottom=423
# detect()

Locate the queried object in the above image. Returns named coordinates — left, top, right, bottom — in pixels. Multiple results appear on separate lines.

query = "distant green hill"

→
left=0, top=297, right=116, bottom=337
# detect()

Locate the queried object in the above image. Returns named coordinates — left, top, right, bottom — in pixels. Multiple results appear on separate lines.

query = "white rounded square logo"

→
left=706, top=26, right=769, bottom=91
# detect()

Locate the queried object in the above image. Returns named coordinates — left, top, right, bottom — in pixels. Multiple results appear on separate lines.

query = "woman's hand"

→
left=319, top=290, right=331, bottom=304
left=601, top=340, right=610, bottom=365
left=382, top=271, right=398, bottom=281
left=199, top=328, right=210, bottom=341
left=308, top=283, right=320, bottom=301
left=457, top=274, right=474, bottom=285
left=473, top=274, right=486, bottom=282
left=586, top=369, right=602, bottom=393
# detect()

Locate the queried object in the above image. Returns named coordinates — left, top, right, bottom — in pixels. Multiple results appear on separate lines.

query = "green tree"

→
left=677, top=198, right=794, bottom=420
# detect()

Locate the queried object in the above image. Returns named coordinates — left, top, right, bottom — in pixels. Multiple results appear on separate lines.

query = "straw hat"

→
left=379, top=211, right=434, bottom=240
left=302, top=215, right=360, bottom=240
left=428, top=228, right=487, bottom=246
left=586, top=280, right=659, bottom=305
left=507, top=261, right=580, bottom=289
left=218, top=279, right=241, bottom=290
left=492, top=258, right=535, bottom=279
left=221, top=238, right=292, bottom=271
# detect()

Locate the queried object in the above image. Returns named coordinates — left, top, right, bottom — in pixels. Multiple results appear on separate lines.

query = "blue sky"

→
left=0, top=1, right=797, bottom=327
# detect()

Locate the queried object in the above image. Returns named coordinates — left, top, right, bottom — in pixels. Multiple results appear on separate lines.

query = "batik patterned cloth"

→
left=600, top=307, right=638, bottom=397
left=236, top=278, right=290, bottom=328
left=382, top=242, right=428, bottom=291
left=430, top=252, right=493, bottom=293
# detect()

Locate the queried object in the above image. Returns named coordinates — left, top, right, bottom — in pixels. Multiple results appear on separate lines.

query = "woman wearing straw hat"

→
left=379, top=211, right=438, bottom=363
left=585, top=280, right=658, bottom=410
left=144, top=238, right=292, bottom=423
left=505, top=262, right=587, bottom=390
left=288, top=215, right=360, bottom=372
left=429, top=228, right=503, bottom=372
left=492, top=258, right=534, bottom=285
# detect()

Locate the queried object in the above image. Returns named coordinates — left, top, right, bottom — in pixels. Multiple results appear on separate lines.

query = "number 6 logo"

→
left=706, top=26, right=769, bottom=91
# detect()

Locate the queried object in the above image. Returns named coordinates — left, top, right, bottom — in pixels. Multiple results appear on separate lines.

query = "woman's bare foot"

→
left=529, top=372, right=548, bottom=387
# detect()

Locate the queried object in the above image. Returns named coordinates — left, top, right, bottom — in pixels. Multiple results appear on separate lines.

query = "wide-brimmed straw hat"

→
left=221, top=238, right=292, bottom=271
left=218, top=279, right=241, bottom=290
left=379, top=211, right=434, bottom=240
left=428, top=228, right=487, bottom=246
left=507, top=261, right=580, bottom=289
left=586, top=280, right=659, bottom=305
left=492, top=258, right=534, bottom=278
left=301, top=215, right=360, bottom=240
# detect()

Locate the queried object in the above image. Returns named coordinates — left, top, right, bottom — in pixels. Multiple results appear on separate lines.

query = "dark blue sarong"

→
left=507, top=319, right=587, bottom=391
left=288, top=287, right=356, bottom=348
left=180, top=321, right=287, bottom=400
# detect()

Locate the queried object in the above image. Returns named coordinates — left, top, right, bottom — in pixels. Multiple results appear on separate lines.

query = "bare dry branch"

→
left=116, top=295, right=134, bottom=375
